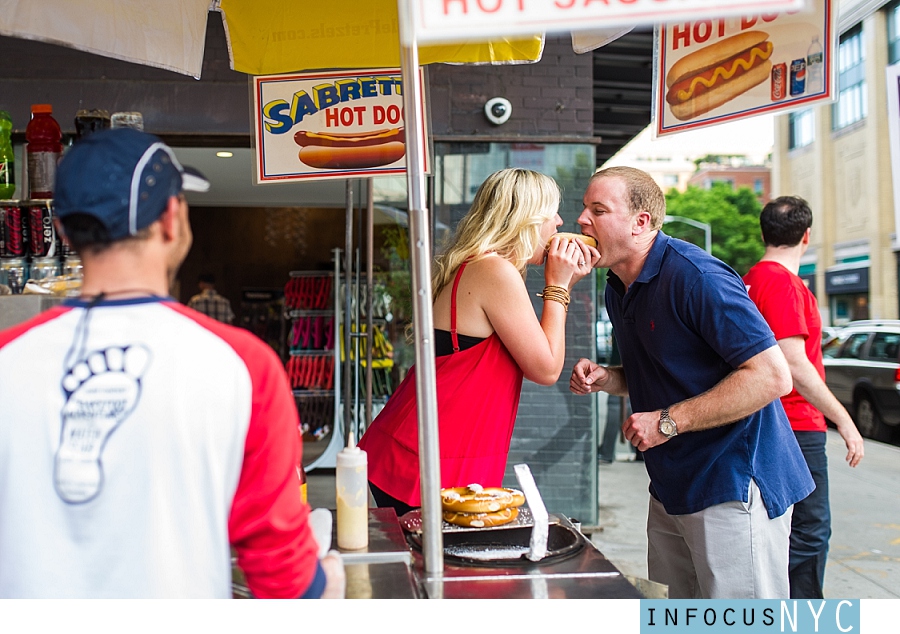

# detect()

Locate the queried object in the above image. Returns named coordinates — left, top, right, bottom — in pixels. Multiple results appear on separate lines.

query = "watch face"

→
left=660, top=420, right=675, bottom=436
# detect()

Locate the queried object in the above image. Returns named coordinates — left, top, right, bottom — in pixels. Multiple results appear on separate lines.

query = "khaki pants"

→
left=647, top=479, right=792, bottom=599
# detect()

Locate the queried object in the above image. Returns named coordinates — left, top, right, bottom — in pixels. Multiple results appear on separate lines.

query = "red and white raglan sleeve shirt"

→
left=0, top=298, right=319, bottom=598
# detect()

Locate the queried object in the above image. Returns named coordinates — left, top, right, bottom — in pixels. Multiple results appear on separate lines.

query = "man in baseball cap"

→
left=54, top=128, right=209, bottom=280
left=0, top=128, right=344, bottom=598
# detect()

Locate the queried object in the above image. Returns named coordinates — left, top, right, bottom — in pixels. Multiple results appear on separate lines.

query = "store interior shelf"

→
left=293, top=389, right=334, bottom=397
left=287, top=309, right=332, bottom=318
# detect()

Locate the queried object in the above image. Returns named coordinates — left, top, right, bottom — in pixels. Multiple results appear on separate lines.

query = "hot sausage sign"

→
left=654, top=0, right=834, bottom=136
left=253, top=68, right=429, bottom=182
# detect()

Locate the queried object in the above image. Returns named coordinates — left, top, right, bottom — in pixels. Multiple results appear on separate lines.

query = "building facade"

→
left=773, top=0, right=900, bottom=324
left=688, top=165, right=772, bottom=203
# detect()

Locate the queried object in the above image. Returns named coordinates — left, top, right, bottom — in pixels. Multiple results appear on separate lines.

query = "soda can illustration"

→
left=790, top=58, right=807, bottom=96
left=771, top=63, right=787, bottom=101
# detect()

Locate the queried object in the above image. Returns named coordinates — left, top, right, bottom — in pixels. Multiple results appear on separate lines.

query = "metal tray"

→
left=404, top=520, right=585, bottom=567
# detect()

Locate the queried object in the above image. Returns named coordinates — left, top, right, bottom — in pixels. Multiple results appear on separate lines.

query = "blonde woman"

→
left=359, top=168, right=599, bottom=515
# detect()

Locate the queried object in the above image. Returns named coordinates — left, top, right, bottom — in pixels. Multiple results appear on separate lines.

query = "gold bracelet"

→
left=536, top=285, right=570, bottom=312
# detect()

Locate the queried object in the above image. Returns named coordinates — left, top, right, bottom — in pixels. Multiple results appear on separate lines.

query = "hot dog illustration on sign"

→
left=666, top=31, right=774, bottom=121
left=294, top=128, right=406, bottom=170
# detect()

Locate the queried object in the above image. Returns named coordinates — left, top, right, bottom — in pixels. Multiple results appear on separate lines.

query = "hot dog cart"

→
left=233, top=508, right=645, bottom=599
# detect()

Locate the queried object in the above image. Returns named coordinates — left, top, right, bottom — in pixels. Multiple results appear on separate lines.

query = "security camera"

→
left=485, top=97, right=512, bottom=125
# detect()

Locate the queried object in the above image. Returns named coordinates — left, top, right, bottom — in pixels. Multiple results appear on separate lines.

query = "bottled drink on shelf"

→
left=25, top=104, right=62, bottom=200
left=74, top=109, right=111, bottom=140
left=0, top=111, right=15, bottom=200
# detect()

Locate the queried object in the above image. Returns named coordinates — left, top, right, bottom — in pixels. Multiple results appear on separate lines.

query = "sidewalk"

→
left=590, top=427, right=900, bottom=599
left=306, top=397, right=900, bottom=599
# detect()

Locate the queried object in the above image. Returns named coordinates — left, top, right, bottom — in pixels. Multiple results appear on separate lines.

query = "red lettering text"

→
left=477, top=0, right=502, bottom=11
left=374, top=105, right=402, bottom=125
left=693, top=20, right=712, bottom=44
left=672, top=23, right=690, bottom=50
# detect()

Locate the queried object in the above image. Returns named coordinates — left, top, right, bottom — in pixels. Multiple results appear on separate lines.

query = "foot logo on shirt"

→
left=54, top=345, right=151, bottom=504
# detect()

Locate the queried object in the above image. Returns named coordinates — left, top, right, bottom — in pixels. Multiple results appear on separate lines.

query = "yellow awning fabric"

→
left=217, top=0, right=544, bottom=75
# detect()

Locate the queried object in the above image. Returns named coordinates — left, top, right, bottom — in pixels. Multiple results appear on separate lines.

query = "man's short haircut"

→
left=199, top=273, right=216, bottom=285
left=590, top=166, right=667, bottom=229
left=60, top=213, right=152, bottom=256
left=760, top=196, right=812, bottom=247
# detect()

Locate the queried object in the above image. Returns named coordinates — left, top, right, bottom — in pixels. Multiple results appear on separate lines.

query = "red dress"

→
left=358, top=260, right=525, bottom=506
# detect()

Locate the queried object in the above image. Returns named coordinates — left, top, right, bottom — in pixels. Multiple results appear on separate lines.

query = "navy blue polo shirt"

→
left=605, top=232, right=813, bottom=518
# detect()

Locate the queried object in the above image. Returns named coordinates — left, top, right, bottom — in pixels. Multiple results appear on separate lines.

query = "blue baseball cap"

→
left=54, top=128, right=209, bottom=240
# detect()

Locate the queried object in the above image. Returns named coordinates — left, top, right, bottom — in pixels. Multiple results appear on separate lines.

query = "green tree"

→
left=664, top=183, right=764, bottom=276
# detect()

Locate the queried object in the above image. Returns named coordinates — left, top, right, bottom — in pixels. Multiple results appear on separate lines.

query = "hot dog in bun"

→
left=547, top=232, right=598, bottom=250
left=666, top=31, right=774, bottom=121
left=294, top=128, right=405, bottom=170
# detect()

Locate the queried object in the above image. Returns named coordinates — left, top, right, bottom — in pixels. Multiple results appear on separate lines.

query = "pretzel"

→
left=443, top=507, right=519, bottom=528
left=440, top=484, right=526, bottom=514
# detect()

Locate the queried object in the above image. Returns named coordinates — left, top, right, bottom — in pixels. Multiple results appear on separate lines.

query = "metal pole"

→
left=663, top=215, right=712, bottom=254
left=398, top=0, right=443, bottom=581
left=366, top=179, right=374, bottom=429
left=344, top=181, right=354, bottom=446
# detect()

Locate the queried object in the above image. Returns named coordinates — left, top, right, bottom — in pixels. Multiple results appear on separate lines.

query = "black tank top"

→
left=434, top=330, right=485, bottom=356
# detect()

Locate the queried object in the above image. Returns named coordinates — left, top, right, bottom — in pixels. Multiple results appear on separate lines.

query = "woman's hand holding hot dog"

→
left=544, top=234, right=599, bottom=291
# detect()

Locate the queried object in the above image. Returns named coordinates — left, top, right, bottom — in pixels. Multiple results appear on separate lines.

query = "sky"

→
left=604, top=113, right=776, bottom=166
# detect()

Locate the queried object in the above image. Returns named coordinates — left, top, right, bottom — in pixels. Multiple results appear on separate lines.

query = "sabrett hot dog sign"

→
left=653, top=0, right=835, bottom=137
left=252, top=68, right=429, bottom=183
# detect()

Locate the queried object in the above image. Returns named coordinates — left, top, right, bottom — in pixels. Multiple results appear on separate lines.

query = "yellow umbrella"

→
left=218, top=0, right=543, bottom=74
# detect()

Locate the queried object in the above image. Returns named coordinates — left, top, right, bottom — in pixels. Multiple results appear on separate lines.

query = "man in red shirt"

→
left=744, top=195, right=864, bottom=599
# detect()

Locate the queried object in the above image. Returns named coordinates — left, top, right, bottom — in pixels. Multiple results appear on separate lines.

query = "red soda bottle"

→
left=26, top=104, right=62, bottom=200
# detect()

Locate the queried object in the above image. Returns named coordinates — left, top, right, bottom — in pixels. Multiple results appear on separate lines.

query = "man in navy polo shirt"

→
left=569, top=166, right=814, bottom=599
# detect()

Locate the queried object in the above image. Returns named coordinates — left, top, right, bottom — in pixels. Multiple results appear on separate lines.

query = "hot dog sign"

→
left=654, top=0, right=835, bottom=136
left=253, top=68, right=429, bottom=182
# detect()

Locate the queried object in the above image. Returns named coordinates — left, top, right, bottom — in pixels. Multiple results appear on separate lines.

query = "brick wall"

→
left=429, top=36, right=595, bottom=138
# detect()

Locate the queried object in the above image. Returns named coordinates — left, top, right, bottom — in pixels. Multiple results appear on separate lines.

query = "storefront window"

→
left=888, top=2, right=900, bottom=65
left=789, top=109, right=815, bottom=148
left=432, top=142, right=597, bottom=246
left=830, top=294, right=869, bottom=325
left=832, top=26, right=867, bottom=130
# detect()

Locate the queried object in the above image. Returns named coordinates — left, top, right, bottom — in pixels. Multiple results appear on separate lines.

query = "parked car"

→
left=821, top=325, right=843, bottom=346
left=822, top=320, right=900, bottom=443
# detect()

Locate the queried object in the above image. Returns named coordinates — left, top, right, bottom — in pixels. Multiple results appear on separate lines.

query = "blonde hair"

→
left=590, top=166, right=666, bottom=230
left=432, top=168, right=561, bottom=299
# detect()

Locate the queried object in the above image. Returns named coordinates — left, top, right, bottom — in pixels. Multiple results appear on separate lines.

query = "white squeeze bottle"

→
left=336, top=435, right=368, bottom=550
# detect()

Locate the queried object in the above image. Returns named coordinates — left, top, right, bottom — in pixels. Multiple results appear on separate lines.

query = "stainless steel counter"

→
left=233, top=508, right=645, bottom=599
left=408, top=515, right=644, bottom=599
